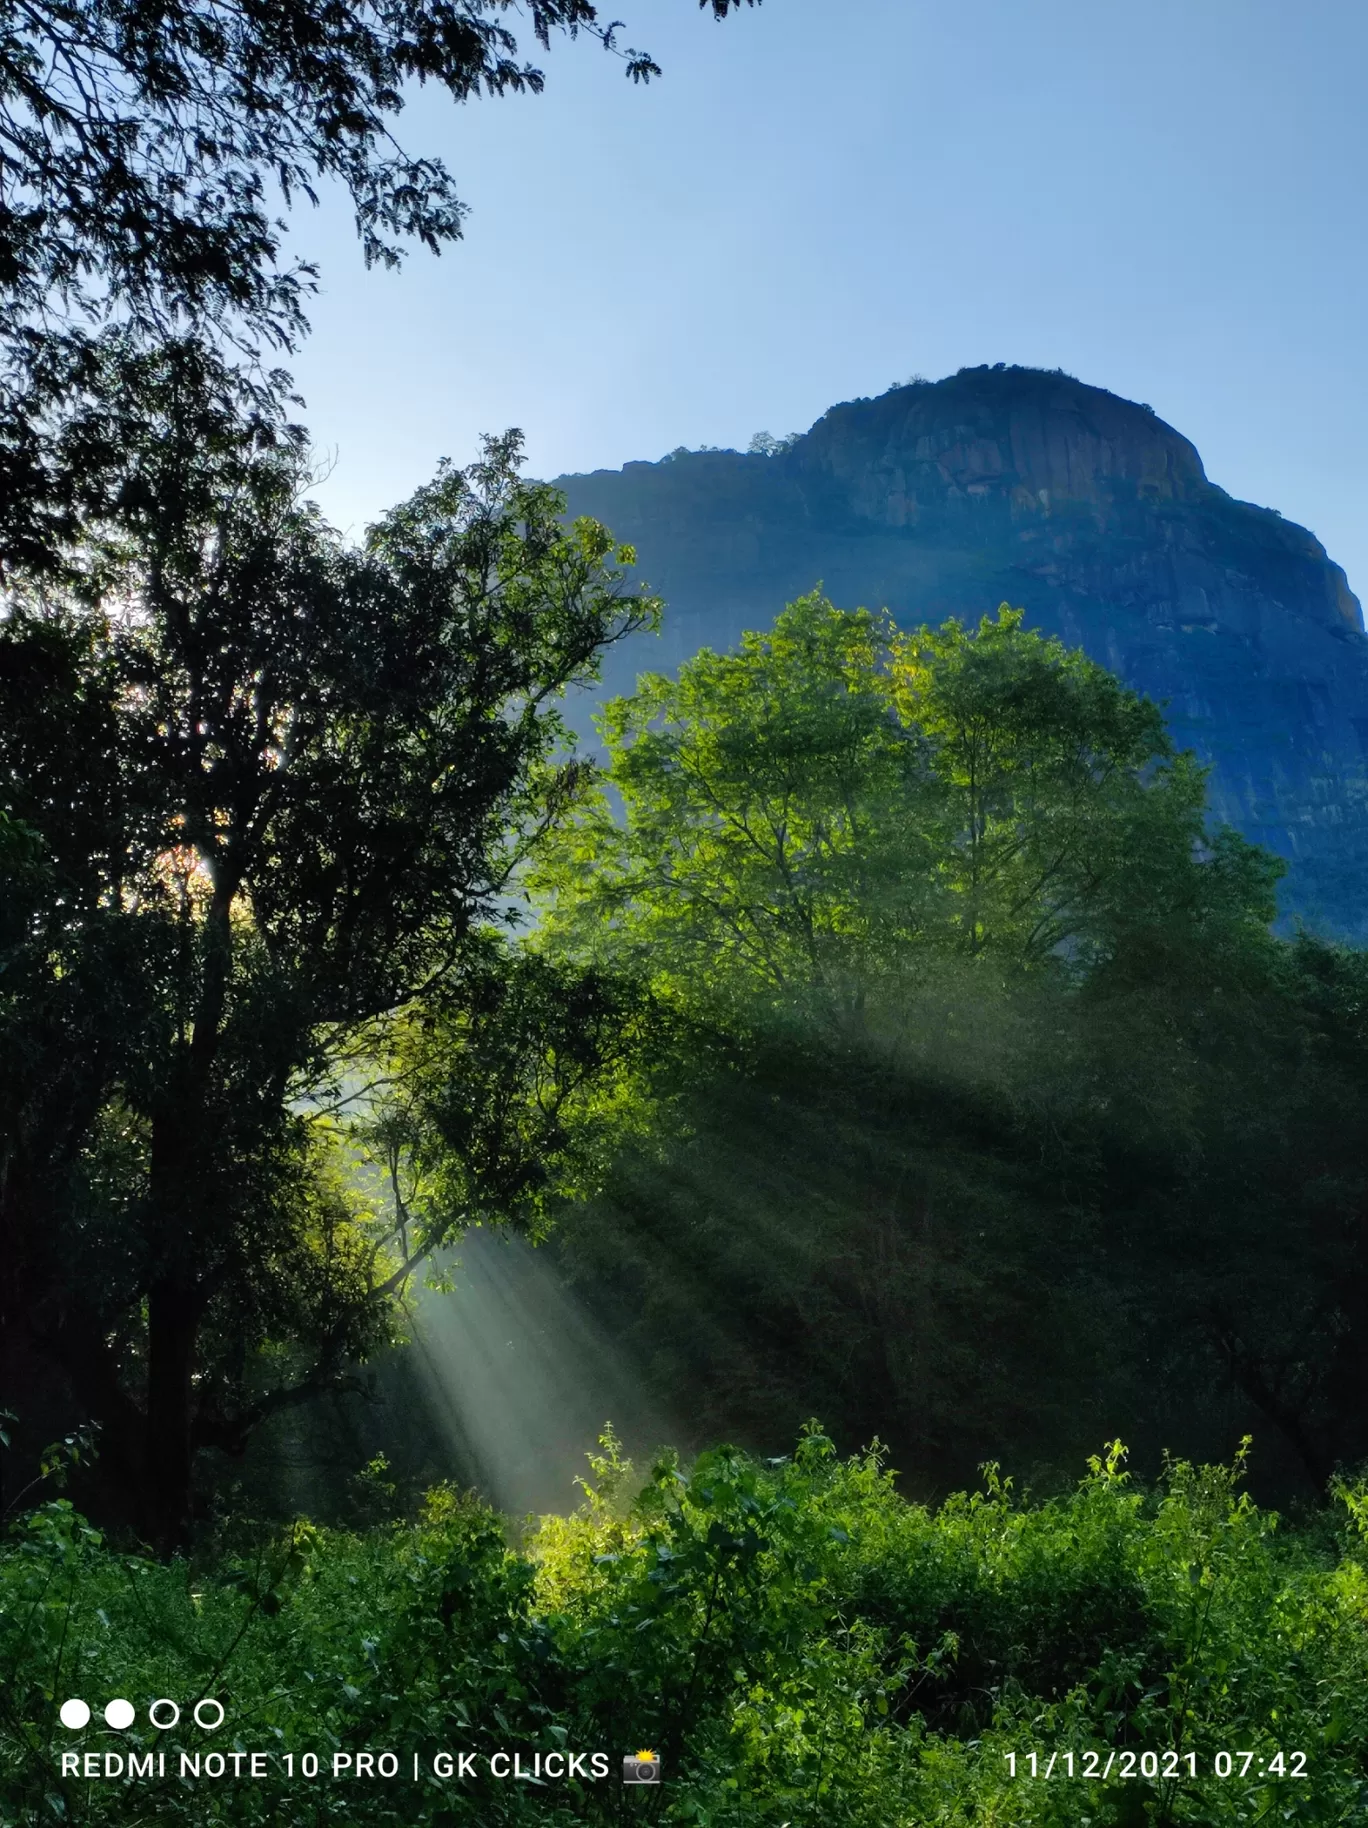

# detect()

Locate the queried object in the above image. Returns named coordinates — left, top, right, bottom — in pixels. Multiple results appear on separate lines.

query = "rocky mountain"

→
left=558, top=365, right=1368, bottom=936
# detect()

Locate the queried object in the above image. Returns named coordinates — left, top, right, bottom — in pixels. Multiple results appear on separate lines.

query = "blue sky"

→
left=290, top=0, right=1368, bottom=601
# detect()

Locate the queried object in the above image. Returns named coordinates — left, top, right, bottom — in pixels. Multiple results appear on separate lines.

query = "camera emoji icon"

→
left=623, top=1749, right=661, bottom=1785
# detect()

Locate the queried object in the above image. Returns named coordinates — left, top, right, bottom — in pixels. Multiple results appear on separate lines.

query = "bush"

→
left=1, top=1434, right=1365, bottom=1824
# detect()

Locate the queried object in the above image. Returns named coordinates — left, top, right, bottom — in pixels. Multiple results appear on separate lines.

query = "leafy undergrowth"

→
left=1, top=1431, right=1366, bottom=1825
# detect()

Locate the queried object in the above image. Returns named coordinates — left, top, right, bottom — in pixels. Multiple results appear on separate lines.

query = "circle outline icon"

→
left=193, top=1698, right=225, bottom=1732
left=148, top=1699, right=180, bottom=1730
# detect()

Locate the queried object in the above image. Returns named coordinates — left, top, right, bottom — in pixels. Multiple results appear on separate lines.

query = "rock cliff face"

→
left=559, top=365, right=1368, bottom=935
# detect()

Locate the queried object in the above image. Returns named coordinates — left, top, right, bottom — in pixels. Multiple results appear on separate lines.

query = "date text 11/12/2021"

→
left=1004, top=1751, right=1308, bottom=1781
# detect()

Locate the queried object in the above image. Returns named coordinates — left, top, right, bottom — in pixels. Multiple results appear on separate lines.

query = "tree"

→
left=533, top=591, right=944, bottom=1027
left=885, top=605, right=1256, bottom=962
left=0, top=0, right=761, bottom=349
left=350, top=941, right=667, bottom=1267
left=532, top=595, right=1240, bottom=1024
left=0, top=0, right=760, bottom=344
left=529, top=595, right=1368, bottom=1497
left=0, top=339, right=659, bottom=1546
left=0, top=0, right=762, bottom=569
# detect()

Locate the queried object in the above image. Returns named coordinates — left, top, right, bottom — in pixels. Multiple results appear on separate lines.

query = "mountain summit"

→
left=559, top=365, right=1368, bottom=934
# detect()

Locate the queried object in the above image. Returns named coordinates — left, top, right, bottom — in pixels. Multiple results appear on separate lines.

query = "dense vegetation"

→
left=1, top=4, right=1366, bottom=1820
left=2, top=1432, right=1366, bottom=1825
left=0, top=0, right=763, bottom=1554
left=529, top=594, right=1368, bottom=1504
left=0, top=346, right=661, bottom=1547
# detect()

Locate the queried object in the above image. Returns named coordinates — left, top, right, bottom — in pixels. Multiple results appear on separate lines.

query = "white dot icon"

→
left=59, top=1699, right=90, bottom=1730
left=104, top=1699, right=135, bottom=1730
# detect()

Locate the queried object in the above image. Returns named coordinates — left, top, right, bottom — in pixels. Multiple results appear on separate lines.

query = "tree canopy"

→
left=0, top=341, right=658, bottom=1544
left=0, top=0, right=761, bottom=351
left=529, top=595, right=1368, bottom=1501
left=0, top=1, right=762, bottom=572
left=533, top=593, right=1277, bottom=1015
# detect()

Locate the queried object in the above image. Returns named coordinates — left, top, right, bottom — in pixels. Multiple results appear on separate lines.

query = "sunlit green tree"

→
left=530, top=595, right=1368, bottom=1498
left=532, top=593, right=1262, bottom=1013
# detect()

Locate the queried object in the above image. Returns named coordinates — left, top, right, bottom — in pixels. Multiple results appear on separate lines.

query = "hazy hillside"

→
left=560, top=365, right=1368, bottom=934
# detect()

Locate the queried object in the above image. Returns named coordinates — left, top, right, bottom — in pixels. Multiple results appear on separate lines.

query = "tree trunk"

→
left=143, top=1065, right=217, bottom=1551
left=143, top=1278, right=203, bottom=1552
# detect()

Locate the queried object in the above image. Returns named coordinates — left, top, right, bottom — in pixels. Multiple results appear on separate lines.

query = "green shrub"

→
left=1, top=1435, right=1365, bottom=1824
